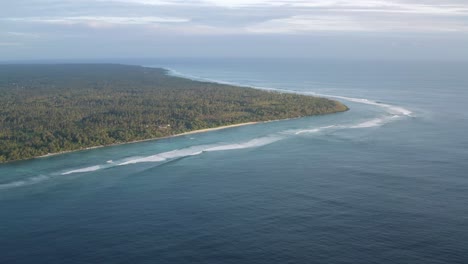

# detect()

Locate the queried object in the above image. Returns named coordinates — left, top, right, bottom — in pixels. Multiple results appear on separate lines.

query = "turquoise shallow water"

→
left=1, top=59, right=468, bottom=263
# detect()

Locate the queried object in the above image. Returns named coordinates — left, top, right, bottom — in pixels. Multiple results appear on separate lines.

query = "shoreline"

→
left=1, top=64, right=349, bottom=164
left=36, top=121, right=261, bottom=160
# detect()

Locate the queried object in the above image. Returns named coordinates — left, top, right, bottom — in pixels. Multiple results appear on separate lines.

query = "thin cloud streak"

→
left=7, top=32, right=41, bottom=38
left=110, top=0, right=468, bottom=15
left=3, top=16, right=190, bottom=25
left=247, top=15, right=468, bottom=34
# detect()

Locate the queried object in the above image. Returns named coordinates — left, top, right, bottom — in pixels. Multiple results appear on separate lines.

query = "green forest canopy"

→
left=0, top=64, right=348, bottom=162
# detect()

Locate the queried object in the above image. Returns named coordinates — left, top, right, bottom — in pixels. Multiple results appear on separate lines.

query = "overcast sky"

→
left=1, top=0, right=468, bottom=61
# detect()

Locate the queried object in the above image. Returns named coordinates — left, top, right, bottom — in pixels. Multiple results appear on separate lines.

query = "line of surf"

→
left=61, top=165, right=101, bottom=175
left=0, top=175, right=50, bottom=190
left=61, top=136, right=282, bottom=175
left=289, top=115, right=401, bottom=135
left=0, top=132, right=282, bottom=191
left=306, top=93, right=412, bottom=117
left=0, top=137, right=280, bottom=190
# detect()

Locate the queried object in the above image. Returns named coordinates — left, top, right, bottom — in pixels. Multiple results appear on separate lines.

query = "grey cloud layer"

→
left=3, top=0, right=468, bottom=33
left=1, top=0, right=467, bottom=60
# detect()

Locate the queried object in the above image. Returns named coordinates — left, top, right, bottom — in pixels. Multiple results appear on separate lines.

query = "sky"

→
left=1, top=0, right=468, bottom=61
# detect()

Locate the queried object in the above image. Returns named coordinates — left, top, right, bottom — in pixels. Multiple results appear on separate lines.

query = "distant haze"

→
left=1, top=0, right=468, bottom=61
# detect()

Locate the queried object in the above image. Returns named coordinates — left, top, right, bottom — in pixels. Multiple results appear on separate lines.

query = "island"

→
left=0, top=64, right=348, bottom=163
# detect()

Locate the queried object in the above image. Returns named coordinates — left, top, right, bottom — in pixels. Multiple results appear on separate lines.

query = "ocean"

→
left=1, top=58, right=467, bottom=263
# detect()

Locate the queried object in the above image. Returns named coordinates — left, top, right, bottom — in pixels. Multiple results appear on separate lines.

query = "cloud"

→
left=7, top=32, right=41, bottom=38
left=96, top=0, right=186, bottom=5
left=85, top=0, right=468, bottom=33
left=109, top=0, right=468, bottom=16
left=3, top=16, right=190, bottom=26
left=247, top=15, right=468, bottom=33
left=247, top=16, right=367, bottom=33
left=1, top=0, right=468, bottom=38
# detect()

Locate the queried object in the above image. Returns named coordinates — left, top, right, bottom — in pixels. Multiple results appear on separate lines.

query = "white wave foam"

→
left=205, top=137, right=281, bottom=151
left=61, top=165, right=101, bottom=175
left=0, top=175, right=50, bottom=190
left=384, top=105, right=412, bottom=116
left=349, top=115, right=400, bottom=129
left=294, top=125, right=337, bottom=135
left=118, top=145, right=209, bottom=165
left=294, top=115, right=401, bottom=132
left=350, top=118, right=385, bottom=128
left=310, top=93, right=412, bottom=117
left=119, top=136, right=281, bottom=166
left=295, top=128, right=320, bottom=135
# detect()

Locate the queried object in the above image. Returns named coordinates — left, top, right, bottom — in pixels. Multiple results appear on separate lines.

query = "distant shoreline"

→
left=37, top=121, right=260, bottom=160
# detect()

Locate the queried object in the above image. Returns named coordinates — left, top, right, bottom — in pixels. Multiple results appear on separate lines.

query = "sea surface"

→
left=1, top=58, right=468, bottom=263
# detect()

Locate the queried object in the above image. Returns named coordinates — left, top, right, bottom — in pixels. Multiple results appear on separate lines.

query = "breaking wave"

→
left=294, top=125, right=337, bottom=135
left=119, top=136, right=281, bottom=166
left=44, top=136, right=282, bottom=179
left=117, top=145, right=212, bottom=165
left=350, top=115, right=400, bottom=129
left=310, top=93, right=412, bottom=117
left=205, top=137, right=280, bottom=152
left=62, top=165, right=102, bottom=175
left=0, top=175, right=50, bottom=190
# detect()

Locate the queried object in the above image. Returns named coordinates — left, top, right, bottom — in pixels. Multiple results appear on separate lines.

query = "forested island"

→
left=0, top=64, right=348, bottom=163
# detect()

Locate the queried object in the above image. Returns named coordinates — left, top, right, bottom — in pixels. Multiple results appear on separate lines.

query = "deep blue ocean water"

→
left=1, top=58, right=468, bottom=263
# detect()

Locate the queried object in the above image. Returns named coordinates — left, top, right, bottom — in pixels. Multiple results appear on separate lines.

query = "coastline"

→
left=36, top=121, right=260, bottom=160
left=1, top=64, right=349, bottom=164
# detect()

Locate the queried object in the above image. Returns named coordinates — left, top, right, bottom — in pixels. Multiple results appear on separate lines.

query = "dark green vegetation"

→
left=0, top=64, right=348, bottom=162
